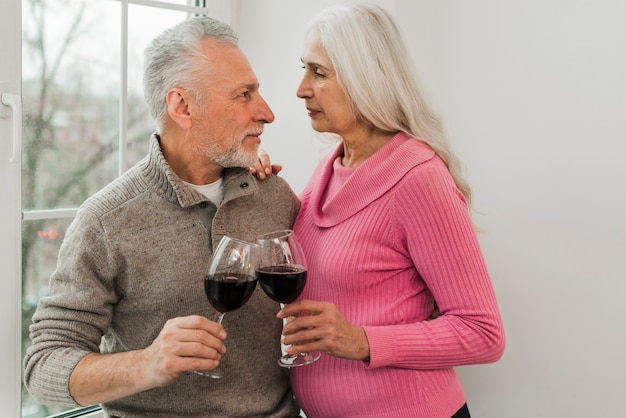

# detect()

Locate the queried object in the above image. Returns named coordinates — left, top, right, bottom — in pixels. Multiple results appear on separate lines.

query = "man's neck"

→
left=159, top=132, right=223, bottom=185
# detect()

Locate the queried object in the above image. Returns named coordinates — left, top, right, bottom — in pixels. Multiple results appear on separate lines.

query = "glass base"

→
left=192, top=369, right=223, bottom=378
left=278, top=351, right=321, bottom=368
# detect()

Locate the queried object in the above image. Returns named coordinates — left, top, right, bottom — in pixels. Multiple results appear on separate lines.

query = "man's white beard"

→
left=211, top=143, right=259, bottom=169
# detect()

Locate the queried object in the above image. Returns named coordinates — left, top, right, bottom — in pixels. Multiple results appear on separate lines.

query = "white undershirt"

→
left=185, top=177, right=224, bottom=207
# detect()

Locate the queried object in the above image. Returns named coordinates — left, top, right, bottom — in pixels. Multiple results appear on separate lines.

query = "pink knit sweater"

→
left=291, top=133, right=505, bottom=418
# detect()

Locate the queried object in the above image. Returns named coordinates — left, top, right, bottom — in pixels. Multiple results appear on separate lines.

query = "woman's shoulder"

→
left=395, top=133, right=436, bottom=159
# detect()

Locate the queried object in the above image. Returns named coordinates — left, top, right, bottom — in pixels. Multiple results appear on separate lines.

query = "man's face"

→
left=190, top=38, right=275, bottom=168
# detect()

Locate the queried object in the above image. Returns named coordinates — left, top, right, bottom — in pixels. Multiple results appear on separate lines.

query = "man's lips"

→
left=245, top=133, right=262, bottom=144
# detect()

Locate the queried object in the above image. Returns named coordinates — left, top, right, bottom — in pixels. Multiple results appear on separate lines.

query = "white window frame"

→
left=1, top=1, right=233, bottom=417
left=1, top=0, right=23, bottom=415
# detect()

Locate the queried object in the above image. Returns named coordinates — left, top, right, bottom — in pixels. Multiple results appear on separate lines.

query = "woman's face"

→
left=297, top=31, right=359, bottom=137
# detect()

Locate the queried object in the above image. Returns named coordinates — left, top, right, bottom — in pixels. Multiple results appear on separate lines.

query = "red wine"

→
left=256, top=265, right=307, bottom=303
left=204, top=273, right=257, bottom=313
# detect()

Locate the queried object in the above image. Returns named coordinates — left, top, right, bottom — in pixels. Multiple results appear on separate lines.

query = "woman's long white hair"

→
left=308, top=2, right=472, bottom=205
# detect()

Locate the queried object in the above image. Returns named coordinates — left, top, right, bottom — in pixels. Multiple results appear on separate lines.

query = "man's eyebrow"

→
left=240, top=82, right=259, bottom=90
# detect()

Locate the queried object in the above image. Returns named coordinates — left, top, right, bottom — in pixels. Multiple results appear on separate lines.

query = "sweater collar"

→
left=311, top=132, right=435, bottom=227
left=141, top=133, right=257, bottom=208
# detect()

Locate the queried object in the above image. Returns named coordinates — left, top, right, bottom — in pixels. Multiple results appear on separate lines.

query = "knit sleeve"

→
left=364, top=161, right=505, bottom=369
left=23, top=208, right=119, bottom=406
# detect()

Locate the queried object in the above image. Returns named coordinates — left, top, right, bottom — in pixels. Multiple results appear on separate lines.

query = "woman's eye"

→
left=302, top=64, right=326, bottom=78
left=310, top=67, right=326, bottom=78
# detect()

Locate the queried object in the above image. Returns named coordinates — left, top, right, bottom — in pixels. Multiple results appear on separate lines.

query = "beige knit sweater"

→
left=24, top=134, right=301, bottom=417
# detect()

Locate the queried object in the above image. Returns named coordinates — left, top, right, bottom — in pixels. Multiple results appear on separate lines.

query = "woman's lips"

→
left=306, top=108, right=321, bottom=117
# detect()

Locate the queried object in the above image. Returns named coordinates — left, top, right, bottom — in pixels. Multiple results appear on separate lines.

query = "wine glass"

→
left=256, top=229, right=321, bottom=367
left=197, top=235, right=259, bottom=378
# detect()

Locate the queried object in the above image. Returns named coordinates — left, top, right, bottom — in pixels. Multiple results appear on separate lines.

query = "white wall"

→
left=236, top=1, right=626, bottom=417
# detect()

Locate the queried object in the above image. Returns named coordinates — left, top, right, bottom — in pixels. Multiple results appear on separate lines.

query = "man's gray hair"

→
left=143, top=16, right=239, bottom=132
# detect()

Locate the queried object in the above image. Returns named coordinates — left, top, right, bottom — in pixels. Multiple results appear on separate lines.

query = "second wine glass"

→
left=199, top=235, right=259, bottom=378
left=256, top=229, right=321, bottom=367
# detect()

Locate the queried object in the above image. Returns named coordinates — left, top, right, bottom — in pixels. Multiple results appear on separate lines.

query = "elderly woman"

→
left=278, top=3, right=506, bottom=418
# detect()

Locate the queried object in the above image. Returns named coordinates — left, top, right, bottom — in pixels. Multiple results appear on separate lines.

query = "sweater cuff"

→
left=30, top=348, right=90, bottom=406
left=361, top=326, right=397, bottom=369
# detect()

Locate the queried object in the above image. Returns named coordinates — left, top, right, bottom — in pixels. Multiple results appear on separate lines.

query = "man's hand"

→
left=69, top=315, right=226, bottom=406
left=141, top=315, right=227, bottom=386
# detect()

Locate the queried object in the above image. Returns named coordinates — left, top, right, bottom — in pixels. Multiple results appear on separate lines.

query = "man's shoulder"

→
left=257, top=172, right=293, bottom=190
left=253, top=175, right=297, bottom=206
left=80, top=164, right=150, bottom=217
left=225, top=168, right=294, bottom=195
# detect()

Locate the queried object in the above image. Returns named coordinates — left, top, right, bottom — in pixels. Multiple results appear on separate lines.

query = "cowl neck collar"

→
left=311, top=132, right=435, bottom=227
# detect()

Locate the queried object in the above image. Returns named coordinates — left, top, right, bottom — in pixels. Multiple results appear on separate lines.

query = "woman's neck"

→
left=340, top=129, right=396, bottom=168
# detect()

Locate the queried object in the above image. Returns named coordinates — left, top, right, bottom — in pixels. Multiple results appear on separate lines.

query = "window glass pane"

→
left=21, top=1, right=196, bottom=416
left=125, top=6, right=188, bottom=168
left=21, top=217, right=74, bottom=418
left=22, top=0, right=121, bottom=211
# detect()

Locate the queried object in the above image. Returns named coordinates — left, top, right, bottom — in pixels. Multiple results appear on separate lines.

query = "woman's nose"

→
left=296, top=76, right=312, bottom=99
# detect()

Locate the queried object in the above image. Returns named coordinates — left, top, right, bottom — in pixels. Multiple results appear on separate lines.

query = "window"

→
left=19, top=1, right=232, bottom=416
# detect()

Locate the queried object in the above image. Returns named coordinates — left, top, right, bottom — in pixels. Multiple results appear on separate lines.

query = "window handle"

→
left=1, top=91, right=22, bottom=164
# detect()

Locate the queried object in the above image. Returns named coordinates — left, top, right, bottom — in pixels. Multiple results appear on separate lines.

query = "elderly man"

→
left=24, top=16, right=300, bottom=418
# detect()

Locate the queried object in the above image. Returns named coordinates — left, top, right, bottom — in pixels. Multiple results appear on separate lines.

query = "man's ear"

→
left=166, top=88, right=192, bottom=129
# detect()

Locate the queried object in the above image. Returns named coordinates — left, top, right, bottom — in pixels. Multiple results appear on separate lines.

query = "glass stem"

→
left=279, top=303, right=297, bottom=359
left=209, top=311, right=225, bottom=378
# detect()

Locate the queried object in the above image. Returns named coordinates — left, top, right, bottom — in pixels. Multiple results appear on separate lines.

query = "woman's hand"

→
left=278, top=300, right=370, bottom=361
left=250, top=148, right=282, bottom=179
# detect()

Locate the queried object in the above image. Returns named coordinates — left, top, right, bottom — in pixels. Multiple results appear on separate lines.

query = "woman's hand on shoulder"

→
left=250, top=148, right=282, bottom=180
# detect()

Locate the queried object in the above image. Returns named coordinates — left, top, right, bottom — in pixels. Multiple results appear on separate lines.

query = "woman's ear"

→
left=165, top=88, right=192, bottom=129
